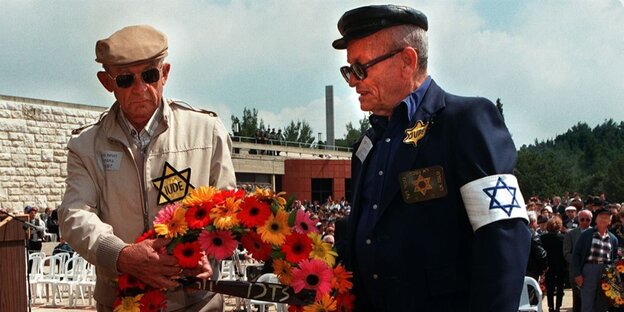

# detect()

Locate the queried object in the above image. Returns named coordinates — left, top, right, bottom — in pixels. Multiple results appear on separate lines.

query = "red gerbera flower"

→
left=281, top=232, right=313, bottom=264
left=238, top=196, right=271, bottom=228
left=135, top=229, right=156, bottom=243
left=198, top=230, right=238, bottom=260
left=213, top=188, right=246, bottom=204
left=240, top=231, right=272, bottom=262
left=172, top=241, right=202, bottom=269
left=288, top=305, right=305, bottom=312
left=185, top=204, right=212, bottom=229
left=139, top=289, right=167, bottom=312
left=117, top=273, right=146, bottom=291
left=335, top=292, right=355, bottom=312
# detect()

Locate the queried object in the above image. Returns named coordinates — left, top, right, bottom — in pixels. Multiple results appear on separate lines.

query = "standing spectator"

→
left=563, top=209, right=592, bottom=312
left=565, top=206, right=578, bottom=230
left=538, top=215, right=549, bottom=235
left=40, top=207, right=52, bottom=224
left=572, top=208, right=618, bottom=312
left=527, top=211, right=548, bottom=288
left=541, top=206, right=553, bottom=219
left=541, top=216, right=566, bottom=312
left=46, top=207, right=60, bottom=242
left=24, top=206, right=46, bottom=252
left=553, top=196, right=566, bottom=216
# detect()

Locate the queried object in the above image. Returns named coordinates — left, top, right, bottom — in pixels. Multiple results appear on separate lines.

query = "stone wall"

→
left=0, top=95, right=106, bottom=213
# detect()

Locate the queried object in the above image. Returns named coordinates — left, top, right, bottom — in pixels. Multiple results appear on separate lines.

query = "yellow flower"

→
left=210, top=197, right=241, bottom=230
left=308, top=233, right=338, bottom=267
left=253, top=187, right=287, bottom=208
left=302, top=294, right=337, bottom=312
left=114, top=294, right=143, bottom=312
left=182, top=186, right=218, bottom=207
left=154, top=205, right=188, bottom=238
left=257, top=210, right=291, bottom=246
left=273, top=259, right=293, bottom=285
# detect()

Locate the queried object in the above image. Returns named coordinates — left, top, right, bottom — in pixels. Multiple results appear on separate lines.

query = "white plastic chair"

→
left=27, top=252, right=46, bottom=303
left=518, top=276, right=542, bottom=312
left=245, top=273, right=286, bottom=312
left=37, top=253, right=69, bottom=306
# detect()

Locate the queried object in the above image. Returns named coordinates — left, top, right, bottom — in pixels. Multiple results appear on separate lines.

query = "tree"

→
left=282, top=120, right=315, bottom=145
left=230, top=107, right=264, bottom=137
left=335, top=114, right=370, bottom=148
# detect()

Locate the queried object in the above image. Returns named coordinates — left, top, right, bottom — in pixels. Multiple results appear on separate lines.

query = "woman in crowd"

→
left=541, top=215, right=566, bottom=312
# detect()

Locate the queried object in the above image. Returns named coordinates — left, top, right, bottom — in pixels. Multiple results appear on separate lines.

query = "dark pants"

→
left=570, top=272, right=582, bottom=312
left=581, top=263, right=609, bottom=312
left=546, top=269, right=565, bottom=310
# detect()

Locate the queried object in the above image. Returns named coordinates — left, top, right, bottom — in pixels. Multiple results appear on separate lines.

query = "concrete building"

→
left=0, top=95, right=352, bottom=212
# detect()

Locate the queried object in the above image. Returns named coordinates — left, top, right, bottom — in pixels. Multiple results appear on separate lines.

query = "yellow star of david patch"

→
left=403, top=120, right=429, bottom=147
left=152, top=162, right=194, bottom=205
left=413, top=174, right=433, bottom=196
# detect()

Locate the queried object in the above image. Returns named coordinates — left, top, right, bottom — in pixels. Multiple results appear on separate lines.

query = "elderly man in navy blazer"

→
left=333, top=5, right=531, bottom=311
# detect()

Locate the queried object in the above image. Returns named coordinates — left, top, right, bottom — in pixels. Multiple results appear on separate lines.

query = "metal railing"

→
left=231, top=135, right=352, bottom=153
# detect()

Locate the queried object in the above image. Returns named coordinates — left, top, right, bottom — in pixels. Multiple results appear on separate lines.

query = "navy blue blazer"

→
left=347, top=80, right=531, bottom=312
left=571, top=228, right=618, bottom=278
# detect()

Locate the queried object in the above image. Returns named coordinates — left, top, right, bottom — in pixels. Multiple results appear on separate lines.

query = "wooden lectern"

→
left=0, top=214, right=28, bottom=312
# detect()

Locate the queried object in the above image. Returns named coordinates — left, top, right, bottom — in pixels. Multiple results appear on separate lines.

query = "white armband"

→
left=460, top=174, right=528, bottom=231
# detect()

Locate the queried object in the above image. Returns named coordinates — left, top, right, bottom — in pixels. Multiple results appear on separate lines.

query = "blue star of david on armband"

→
left=482, top=177, right=521, bottom=217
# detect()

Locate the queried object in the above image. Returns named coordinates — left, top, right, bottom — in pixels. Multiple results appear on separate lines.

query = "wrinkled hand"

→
left=575, top=275, right=583, bottom=287
left=117, top=238, right=182, bottom=289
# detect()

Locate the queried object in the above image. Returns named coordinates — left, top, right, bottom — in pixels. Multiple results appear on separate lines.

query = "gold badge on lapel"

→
left=399, top=165, right=447, bottom=203
left=403, top=120, right=429, bottom=147
left=152, top=162, right=195, bottom=205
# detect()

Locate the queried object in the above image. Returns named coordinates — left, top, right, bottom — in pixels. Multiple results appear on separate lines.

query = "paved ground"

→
left=30, top=288, right=575, bottom=311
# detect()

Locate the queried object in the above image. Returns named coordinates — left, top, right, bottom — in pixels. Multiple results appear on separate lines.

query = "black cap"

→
left=333, top=4, right=428, bottom=49
left=537, top=215, right=548, bottom=224
left=595, top=208, right=612, bottom=216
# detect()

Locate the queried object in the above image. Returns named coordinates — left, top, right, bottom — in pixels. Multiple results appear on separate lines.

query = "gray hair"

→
left=527, top=210, right=537, bottom=223
left=388, top=24, right=428, bottom=72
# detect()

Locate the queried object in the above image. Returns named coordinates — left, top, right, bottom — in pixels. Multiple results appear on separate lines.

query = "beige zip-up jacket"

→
left=59, top=99, right=236, bottom=309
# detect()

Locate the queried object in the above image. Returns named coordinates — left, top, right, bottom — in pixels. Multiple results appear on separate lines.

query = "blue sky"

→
left=1, top=0, right=623, bottom=147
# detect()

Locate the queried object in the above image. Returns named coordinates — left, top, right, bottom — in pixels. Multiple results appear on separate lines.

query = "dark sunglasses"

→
left=579, top=218, right=590, bottom=222
left=340, top=48, right=405, bottom=83
left=108, top=67, right=161, bottom=89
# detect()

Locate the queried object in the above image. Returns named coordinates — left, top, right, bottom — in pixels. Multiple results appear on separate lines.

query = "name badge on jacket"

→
left=399, top=165, right=448, bottom=203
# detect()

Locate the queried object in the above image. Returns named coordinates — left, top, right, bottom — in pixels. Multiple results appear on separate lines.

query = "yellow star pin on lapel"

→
left=403, top=120, right=429, bottom=147
left=152, top=162, right=194, bottom=205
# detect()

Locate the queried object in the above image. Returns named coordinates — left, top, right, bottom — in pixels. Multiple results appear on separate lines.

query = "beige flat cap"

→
left=95, top=25, right=168, bottom=66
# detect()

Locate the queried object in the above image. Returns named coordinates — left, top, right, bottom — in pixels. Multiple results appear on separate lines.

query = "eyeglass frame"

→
left=340, top=47, right=405, bottom=83
left=106, top=66, right=162, bottom=89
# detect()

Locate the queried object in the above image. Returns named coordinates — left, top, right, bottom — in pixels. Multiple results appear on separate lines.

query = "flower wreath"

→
left=601, top=258, right=624, bottom=306
left=113, top=186, right=355, bottom=312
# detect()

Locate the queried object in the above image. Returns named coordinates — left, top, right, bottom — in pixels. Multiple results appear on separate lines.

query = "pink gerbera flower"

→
left=198, top=230, right=238, bottom=260
left=153, top=202, right=180, bottom=225
left=291, top=259, right=333, bottom=301
left=293, top=210, right=318, bottom=234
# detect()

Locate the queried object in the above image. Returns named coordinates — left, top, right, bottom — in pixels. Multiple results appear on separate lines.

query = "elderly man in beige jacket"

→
left=59, top=25, right=236, bottom=311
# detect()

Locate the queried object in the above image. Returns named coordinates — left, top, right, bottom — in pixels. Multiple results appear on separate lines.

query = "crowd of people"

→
left=526, top=193, right=624, bottom=312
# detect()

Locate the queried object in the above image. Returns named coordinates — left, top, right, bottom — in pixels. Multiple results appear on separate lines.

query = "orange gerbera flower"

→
left=602, top=282, right=611, bottom=291
left=302, top=294, right=337, bottom=312
left=273, top=259, right=294, bottom=285
left=257, top=209, right=291, bottom=246
left=210, top=197, right=241, bottom=230
left=253, top=187, right=287, bottom=208
left=182, top=186, right=218, bottom=207
left=154, top=205, right=188, bottom=238
left=331, top=264, right=353, bottom=294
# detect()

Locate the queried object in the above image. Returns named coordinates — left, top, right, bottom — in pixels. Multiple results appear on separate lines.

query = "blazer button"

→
left=366, top=239, right=371, bottom=245
left=373, top=274, right=379, bottom=280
